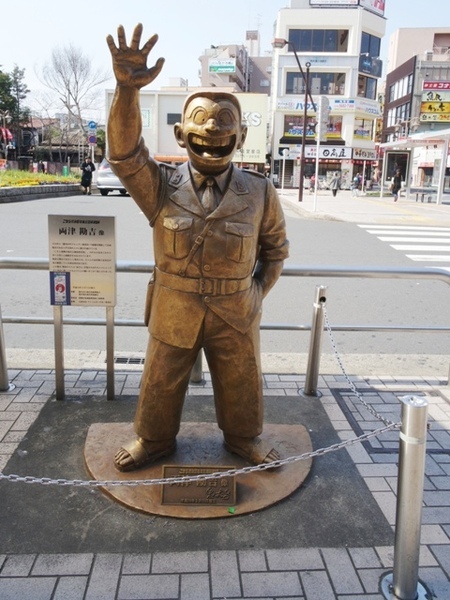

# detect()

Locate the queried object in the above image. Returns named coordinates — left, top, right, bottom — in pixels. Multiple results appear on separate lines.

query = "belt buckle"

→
left=199, top=278, right=213, bottom=294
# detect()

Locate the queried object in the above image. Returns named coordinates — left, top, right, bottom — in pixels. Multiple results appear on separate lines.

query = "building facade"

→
left=105, top=88, right=269, bottom=172
left=270, top=0, right=385, bottom=189
left=382, top=28, right=450, bottom=188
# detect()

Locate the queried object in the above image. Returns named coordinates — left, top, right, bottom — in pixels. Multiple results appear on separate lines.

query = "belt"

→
left=154, top=268, right=252, bottom=296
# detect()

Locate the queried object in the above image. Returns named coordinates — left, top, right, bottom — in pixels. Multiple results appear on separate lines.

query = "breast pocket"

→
left=163, top=216, right=193, bottom=258
left=225, top=222, right=254, bottom=263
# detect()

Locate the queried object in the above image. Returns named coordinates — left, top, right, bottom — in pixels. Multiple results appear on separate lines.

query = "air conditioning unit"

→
left=425, top=51, right=433, bottom=60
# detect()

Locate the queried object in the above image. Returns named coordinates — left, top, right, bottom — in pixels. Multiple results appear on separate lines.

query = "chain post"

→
left=381, top=395, right=430, bottom=600
left=0, top=304, right=15, bottom=392
left=189, top=350, right=204, bottom=384
left=301, top=285, right=327, bottom=397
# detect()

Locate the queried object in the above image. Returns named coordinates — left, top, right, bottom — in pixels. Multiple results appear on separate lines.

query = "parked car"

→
left=96, top=158, right=128, bottom=196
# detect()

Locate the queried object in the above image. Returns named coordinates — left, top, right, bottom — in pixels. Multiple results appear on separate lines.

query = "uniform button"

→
left=204, top=296, right=210, bottom=303
left=204, top=264, right=211, bottom=271
left=173, top=223, right=179, bottom=230
left=179, top=270, right=185, bottom=276
left=207, top=231, right=213, bottom=236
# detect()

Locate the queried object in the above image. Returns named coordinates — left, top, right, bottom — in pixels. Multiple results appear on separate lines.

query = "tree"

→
left=0, top=64, right=30, bottom=158
left=39, top=44, right=110, bottom=136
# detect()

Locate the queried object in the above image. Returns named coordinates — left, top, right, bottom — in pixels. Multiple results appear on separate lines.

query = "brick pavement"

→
left=0, top=368, right=449, bottom=599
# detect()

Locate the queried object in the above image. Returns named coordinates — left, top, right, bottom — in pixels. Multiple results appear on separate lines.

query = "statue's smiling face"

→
left=175, top=96, right=247, bottom=175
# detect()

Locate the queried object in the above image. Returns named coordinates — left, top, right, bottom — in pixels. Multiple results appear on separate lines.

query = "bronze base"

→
left=84, top=422, right=313, bottom=519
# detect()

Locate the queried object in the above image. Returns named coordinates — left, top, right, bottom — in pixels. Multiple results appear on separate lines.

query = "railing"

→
left=1, top=258, right=450, bottom=397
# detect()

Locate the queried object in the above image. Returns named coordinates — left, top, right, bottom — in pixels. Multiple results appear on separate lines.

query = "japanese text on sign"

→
left=48, top=215, right=116, bottom=307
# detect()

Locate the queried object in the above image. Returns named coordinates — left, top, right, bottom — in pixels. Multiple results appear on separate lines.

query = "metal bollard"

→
left=300, top=285, right=327, bottom=397
left=189, top=350, right=204, bottom=384
left=380, top=395, right=430, bottom=600
left=0, top=304, right=15, bottom=392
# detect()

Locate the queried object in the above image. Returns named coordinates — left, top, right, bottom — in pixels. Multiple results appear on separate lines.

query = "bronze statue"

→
left=106, top=24, right=289, bottom=472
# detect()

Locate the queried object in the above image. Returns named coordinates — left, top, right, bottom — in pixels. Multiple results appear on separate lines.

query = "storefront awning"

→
left=0, top=127, right=12, bottom=141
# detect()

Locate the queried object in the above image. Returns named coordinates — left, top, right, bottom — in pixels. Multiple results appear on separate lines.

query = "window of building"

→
left=167, top=113, right=181, bottom=125
left=286, top=72, right=346, bottom=95
left=387, top=103, right=411, bottom=128
left=388, top=74, right=413, bottom=103
left=360, top=32, right=381, bottom=59
left=288, top=29, right=348, bottom=53
left=357, top=75, right=377, bottom=100
left=354, top=118, right=374, bottom=141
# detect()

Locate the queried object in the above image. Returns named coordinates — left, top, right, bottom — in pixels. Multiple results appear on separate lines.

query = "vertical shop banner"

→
left=48, top=215, right=116, bottom=306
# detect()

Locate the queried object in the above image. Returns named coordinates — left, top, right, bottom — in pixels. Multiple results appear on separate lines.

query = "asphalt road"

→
left=0, top=191, right=449, bottom=368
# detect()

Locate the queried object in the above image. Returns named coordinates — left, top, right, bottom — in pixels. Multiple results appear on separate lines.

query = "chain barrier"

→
left=323, top=304, right=398, bottom=427
left=0, top=305, right=401, bottom=489
left=0, top=422, right=398, bottom=488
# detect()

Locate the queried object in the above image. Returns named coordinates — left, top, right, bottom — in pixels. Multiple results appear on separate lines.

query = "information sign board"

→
left=48, top=215, right=116, bottom=306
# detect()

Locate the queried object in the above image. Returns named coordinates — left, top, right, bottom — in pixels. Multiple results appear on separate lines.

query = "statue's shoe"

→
left=114, top=437, right=176, bottom=472
left=224, top=436, right=281, bottom=467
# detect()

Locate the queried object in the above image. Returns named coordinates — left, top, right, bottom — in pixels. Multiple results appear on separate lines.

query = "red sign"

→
left=88, top=135, right=97, bottom=145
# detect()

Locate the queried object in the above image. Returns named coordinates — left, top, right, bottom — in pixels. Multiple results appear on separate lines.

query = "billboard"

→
left=233, top=93, right=267, bottom=165
left=309, top=0, right=385, bottom=15
left=420, top=82, right=450, bottom=123
left=208, top=59, right=236, bottom=74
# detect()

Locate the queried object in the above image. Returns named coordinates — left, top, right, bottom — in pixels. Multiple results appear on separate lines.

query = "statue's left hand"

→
left=106, top=23, right=165, bottom=89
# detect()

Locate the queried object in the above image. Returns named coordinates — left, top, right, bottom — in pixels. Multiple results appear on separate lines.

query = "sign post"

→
left=48, top=215, right=116, bottom=399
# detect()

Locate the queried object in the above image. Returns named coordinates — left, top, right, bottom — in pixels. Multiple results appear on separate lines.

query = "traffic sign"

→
left=88, top=135, right=97, bottom=145
left=88, top=121, right=97, bottom=130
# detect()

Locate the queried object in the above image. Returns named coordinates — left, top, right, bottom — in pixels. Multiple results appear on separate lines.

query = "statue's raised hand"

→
left=106, top=23, right=165, bottom=89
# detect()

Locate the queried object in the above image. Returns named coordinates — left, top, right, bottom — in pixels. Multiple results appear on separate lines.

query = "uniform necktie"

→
left=201, top=178, right=216, bottom=213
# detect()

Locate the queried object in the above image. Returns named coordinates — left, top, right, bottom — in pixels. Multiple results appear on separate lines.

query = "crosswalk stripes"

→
left=357, top=225, right=450, bottom=272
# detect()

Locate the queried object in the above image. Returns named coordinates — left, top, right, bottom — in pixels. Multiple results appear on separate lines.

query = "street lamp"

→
left=273, top=38, right=316, bottom=202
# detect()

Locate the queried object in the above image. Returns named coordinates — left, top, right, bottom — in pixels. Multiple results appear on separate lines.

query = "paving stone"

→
left=420, top=525, right=450, bottom=545
left=348, top=547, right=381, bottom=569
left=152, top=551, right=207, bottom=573
left=210, top=550, right=241, bottom=598
left=180, top=573, right=210, bottom=600
left=122, top=553, right=151, bottom=575
left=53, top=576, right=88, bottom=600
left=266, top=548, right=323, bottom=571
left=0, top=554, right=35, bottom=576
left=238, top=550, right=267, bottom=572
left=418, top=565, right=450, bottom=600
left=118, top=574, right=179, bottom=600
left=430, top=544, right=450, bottom=575
left=0, top=577, right=57, bottom=600
left=85, top=554, right=122, bottom=600
left=32, top=553, right=93, bottom=575
left=242, top=571, right=302, bottom=597
left=300, top=570, right=335, bottom=600
left=321, top=548, right=363, bottom=594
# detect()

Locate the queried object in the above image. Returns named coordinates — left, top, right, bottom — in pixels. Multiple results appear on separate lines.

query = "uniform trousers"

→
left=134, top=306, right=263, bottom=442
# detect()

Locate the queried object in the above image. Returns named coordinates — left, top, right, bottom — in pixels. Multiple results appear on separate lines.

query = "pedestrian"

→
left=80, top=156, right=96, bottom=195
left=330, top=171, right=340, bottom=197
left=106, top=23, right=289, bottom=472
left=351, top=174, right=359, bottom=196
left=39, top=160, right=46, bottom=174
left=390, top=168, right=402, bottom=202
left=309, top=173, right=316, bottom=194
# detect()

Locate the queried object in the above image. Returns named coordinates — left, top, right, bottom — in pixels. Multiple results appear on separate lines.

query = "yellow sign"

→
left=420, top=101, right=450, bottom=114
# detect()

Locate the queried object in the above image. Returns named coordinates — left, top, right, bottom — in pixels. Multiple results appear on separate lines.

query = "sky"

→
left=1, top=0, right=450, bottom=120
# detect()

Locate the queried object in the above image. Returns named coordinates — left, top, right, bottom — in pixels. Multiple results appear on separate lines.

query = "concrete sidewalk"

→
left=0, top=366, right=449, bottom=599
left=278, top=187, right=450, bottom=226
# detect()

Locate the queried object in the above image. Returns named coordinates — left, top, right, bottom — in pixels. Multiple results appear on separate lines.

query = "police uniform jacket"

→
left=109, top=139, right=289, bottom=349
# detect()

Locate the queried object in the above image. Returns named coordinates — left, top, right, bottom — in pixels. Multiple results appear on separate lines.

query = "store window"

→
left=286, top=72, right=346, bottom=95
left=353, top=118, right=374, bottom=141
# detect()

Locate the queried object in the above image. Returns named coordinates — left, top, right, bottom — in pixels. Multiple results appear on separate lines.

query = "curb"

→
left=0, top=184, right=80, bottom=203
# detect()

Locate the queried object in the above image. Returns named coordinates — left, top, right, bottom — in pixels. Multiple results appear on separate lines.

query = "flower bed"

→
left=0, top=169, right=79, bottom=188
